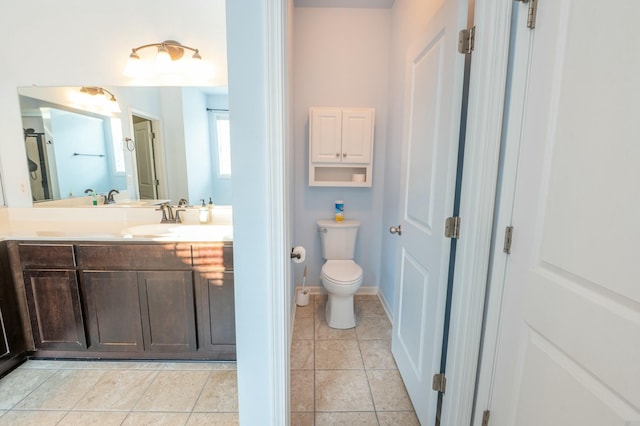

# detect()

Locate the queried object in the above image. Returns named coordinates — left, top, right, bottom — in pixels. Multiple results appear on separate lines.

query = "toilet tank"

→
left=317, top=220, right=360, bottom=260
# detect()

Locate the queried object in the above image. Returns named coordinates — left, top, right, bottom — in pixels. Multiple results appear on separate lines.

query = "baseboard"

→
left=293, top=285, right=380, bottom=296
left=377, top=291, right=393, bottom=326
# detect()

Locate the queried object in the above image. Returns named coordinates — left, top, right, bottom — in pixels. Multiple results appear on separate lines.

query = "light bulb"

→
left=156, top=44, right=172, bottom=70
left=124, top=55, right=144, bottom=77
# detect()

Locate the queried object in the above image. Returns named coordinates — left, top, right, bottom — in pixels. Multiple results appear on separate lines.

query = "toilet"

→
left=317, top=220, right=363, bottom=329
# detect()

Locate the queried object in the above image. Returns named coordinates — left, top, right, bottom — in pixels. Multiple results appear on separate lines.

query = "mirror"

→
left=18, top=86, right=232, bottom=207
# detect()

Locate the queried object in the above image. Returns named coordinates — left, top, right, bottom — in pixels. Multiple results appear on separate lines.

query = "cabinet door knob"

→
left=336, top=153, right=340, bottom=157
left=343, top=153, right=347, bottom=157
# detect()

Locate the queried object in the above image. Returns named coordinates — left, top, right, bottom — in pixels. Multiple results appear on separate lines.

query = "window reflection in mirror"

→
left=17, top=86, right=232, bottom=206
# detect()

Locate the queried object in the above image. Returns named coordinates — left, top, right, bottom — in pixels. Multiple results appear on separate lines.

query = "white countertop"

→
left=0, top=206, right=233, bottom=242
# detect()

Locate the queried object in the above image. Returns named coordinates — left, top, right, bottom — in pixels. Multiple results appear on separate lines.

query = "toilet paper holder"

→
left=290, top=248, right=301, bottom=259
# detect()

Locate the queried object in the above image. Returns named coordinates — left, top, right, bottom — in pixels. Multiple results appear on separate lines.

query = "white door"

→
left=391, top=0, right=468, bottom=423
left=134, top=121, right=158, bottom=200
left=481, top=1, right=640, bottom=424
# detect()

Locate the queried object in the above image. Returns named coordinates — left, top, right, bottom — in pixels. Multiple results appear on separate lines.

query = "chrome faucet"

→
left=156, top=203, right=186, bottom=223
left=105, top=189, right=120, bottom=204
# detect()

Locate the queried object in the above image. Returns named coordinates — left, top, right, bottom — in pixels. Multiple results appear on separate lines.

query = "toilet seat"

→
left=321, top=260, right=363, bottom=285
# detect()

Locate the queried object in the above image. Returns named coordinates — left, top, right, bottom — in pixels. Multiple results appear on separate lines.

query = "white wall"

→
left=293, top=7, right=390, bottom=291
left=0, top=0, right=226, bottom=207
left=182, top=88, right=213, bottom=204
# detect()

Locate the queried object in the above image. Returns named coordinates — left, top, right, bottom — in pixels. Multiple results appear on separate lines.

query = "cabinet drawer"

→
left=192, top=243, right=233, bottom=271
left=76, top=244, right=193, bottom=270
left=18, top=243, right=75, bottom=269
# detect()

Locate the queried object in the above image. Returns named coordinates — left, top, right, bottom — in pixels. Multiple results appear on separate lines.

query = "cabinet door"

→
left=0, top=314, right=9, bottom=358
left=310, top=108, right=343, bottom=163
left=81, top=271, right=144, bottom=352
left=23, top=270, right=87, bottom=350
left=196, top=271, right=236, bottom=356
left=341, top=108, right=374, bottom=164
left=138, top=271, right=197, bottom=353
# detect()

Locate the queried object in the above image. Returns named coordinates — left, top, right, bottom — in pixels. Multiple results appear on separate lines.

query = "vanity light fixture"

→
left=78, top=86, right=121, bottom=113
left=125, top=40, right=204, bottom=77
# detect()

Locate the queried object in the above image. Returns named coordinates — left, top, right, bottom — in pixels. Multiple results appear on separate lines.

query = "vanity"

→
left=0, top=213, right=236, bottom=376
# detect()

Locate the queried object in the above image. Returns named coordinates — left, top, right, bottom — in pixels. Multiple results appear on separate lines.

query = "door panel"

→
left=391, top=0, right=467, bottom=423
left=487, top=0, right=640, bottom=423
left=134, top=120, right=157, bottom=199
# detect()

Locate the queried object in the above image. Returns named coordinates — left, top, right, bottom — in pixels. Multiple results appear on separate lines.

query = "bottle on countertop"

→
left=199, top=199, right=209, bottom=224
left=208, top=197, right=215, bottom=223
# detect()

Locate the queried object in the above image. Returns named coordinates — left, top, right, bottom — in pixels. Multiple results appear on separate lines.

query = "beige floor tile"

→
left=315, top=411, right=378, bottom=425
left=0, top=368, right=56, bottom=409
left=17, top=360, right=62, bottom=370
left=193, top=370, right=238, bottom=412
left=209, top=362, right=237, bottom=370
left=58, top=411, right=128, bottom=425
left=293, top=317, right=315, bottom=340
left=367, top=370, right=414, bottom=411
left=315, top=340, right=363, bottom=370
left=122, top=412, right=190, bottom=425
left=315, top=370, right=373, bottom=412
left=186, top=412, right=239, bottom=425
left=291, top=412, right=314, bottom=426
left=295, top=302, right=315, bottom=319
left=291, top=340, right=314, bottom=370
left=74, top=369, right=158, bottom=410
left=355, top=315, right=392, bottom=340
left=14, top=369, right=106, bottom=410
left=315, top=319, right=357, bottom=340
left=162, top=362, right=218, bottom=371
left=377, top=411, right=420, bottom=425
left=133, top=370, right=210, bottom=412
left=0, top=410, right=66, bottom=426
left=290, top=370, right=314, bottom=412
left=355, top=296, right=386, bottom=317
left=359, top=340, right=397, bottom=370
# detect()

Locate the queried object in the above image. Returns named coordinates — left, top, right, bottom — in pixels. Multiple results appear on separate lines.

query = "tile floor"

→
left=0, top=360, right=238, bottom=425
left=290, top=294, right=419, bottom=425
left=0, top=294, right=416, bottom=426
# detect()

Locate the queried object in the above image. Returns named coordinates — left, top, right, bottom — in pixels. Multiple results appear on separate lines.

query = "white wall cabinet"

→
left=309, top=107, right=375, bottom=187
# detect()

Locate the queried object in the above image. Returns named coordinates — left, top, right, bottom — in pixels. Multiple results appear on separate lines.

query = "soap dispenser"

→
left=208, top=197, right=214, bottom=223
left=199, top=199, right=209, bottom=224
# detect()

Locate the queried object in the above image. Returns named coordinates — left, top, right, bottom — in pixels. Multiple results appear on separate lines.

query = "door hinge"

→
left=514, top=0, right=538, bottom=29
left=503, top=226, right=514, bottom=254
left=458, top=26, right=476, bottom=54
left=444, top=216, right=461, bottom=239
left=482, top=410, right=491, bottom=426
left=432, top=373, right=447, bottom=393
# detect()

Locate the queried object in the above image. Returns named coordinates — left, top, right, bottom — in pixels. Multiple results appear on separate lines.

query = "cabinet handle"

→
left=336, top=153, right=340, bottom=157
left=342, top=153, right=347, bottom=157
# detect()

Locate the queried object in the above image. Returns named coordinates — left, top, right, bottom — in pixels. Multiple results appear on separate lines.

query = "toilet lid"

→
left=322, top=260, right=363, bottom=284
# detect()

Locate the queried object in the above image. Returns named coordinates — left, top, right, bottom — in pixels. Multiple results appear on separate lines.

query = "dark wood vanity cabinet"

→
left=193, top=243, right=236, bottom=357
left=18, top=244, right=87, bottom=351
left=15, top=241, right=234, bottom=360
left=0, top=242, right=27, bottom=376
left=80, top=270, right=197, bottom=353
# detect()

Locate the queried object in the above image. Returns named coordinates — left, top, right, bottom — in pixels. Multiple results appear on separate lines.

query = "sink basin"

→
left=121, top=224, right=233, bottom=241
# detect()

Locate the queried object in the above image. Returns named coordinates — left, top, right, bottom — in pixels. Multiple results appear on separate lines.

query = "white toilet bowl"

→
left=321, top=259, right=363, bottom=329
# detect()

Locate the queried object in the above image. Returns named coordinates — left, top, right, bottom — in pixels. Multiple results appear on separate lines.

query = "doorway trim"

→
left=439, top=0, right=515, bottom=424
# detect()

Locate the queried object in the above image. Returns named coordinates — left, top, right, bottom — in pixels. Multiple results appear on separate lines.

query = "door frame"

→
left=260, top=0, right=515, bottom=423
left=437, top=0, right=516, bottom=424
left=127, top=109, right=168, bottom=200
